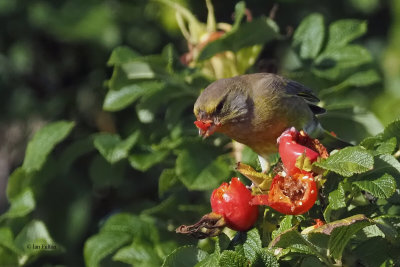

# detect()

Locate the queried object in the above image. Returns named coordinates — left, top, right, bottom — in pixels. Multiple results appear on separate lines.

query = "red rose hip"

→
left=278, top=128, right=320, bottom=175
left=211, top=178, right=258, bottom=231
left=251, top=172, right=318, bottom=215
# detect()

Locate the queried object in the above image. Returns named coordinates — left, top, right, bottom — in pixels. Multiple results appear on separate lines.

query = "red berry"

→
left=211, top=178, right=258, bottom=231
left=251, top=172, right=318, bottom=215
left=278, top=128, right=319, bottom=175
left=194, top=120, right=211, bottom=132
left=313, top=219, right=325, bottom=228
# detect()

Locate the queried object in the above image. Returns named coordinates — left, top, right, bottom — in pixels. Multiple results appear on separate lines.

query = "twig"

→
left=269, top=4, right=279, bottom=20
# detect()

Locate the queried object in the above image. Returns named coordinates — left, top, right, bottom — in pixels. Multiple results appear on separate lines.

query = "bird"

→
left=193, top=73, right=350, bottom=171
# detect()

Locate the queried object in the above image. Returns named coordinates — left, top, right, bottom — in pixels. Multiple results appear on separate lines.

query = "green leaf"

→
left=293, top=13, right=325, bottom=59
left=218, top=250, right=247, bottom=267
left=326, top=19, right=367, bottom=50
left=141, top=196, right=177, bottom=217
left=15, top=220, right=62, bottom=265
left=215, top=234, right=231, bottom=253
left=252, top=250, right=279, bottom=267
left=240, top=146, right=259, bottom=167
left=176, top=147, right=232, bottom=190
left=103, top=81, right=164, bottom=111
left=195, top=253, right=220, bottom=267
left=84, top=231, right=131, bottom=267
left=0, top=227, right=22, bottom=255
left=0, top=246, right=18, bottom=267
left=376, top=137, right=397, bottom=155
left=353, top=237, right=389, bottom=267
left=162, top=246, right=208, bottom=267
left=58, top=136, right=95, bottom=173
left=360, top=135, right=382, bottom=150
left=0, top=188, right=35, bottom=220
left=235, top=45, right=263, bottom=77
left=129, top=150, right=169, bottom=172
left=6, top=167, right=31, bottom=201
left=235, top=162, right=269, bottom=188
left=374, top=215, right=400, bottom=242
left=377, top=154, right=400, bottom=173
left=233, top=228, right=262, bottom=263
left=108, top=46, right=140, bottom=66
left=328, top=218, right=371, bottom=260
left=93, top=131, right=139, bottom=164
left=198, top=17, right=279, bottom=61
left=337, top=69, right=380, bottom=87
left=101, top=213, right=140, bottom=234
left=361, top=154, right=400, bottom=186
left=361, top=224, right=385, bottom=238
left=353, top=173, right=396, bottom=198
left=320, top=69, right=380, bottom=97
left=305, top=233, right=329, bottom=250
left=312, top=45, right=372, bottom=80
left=314, top=146, right=374, bottom=177
left=328, top=183, right=346, bottom=210
left=108, top=66, right=131, bottom=91
left=159, top=168, right=179, bottom=197
left=310, top=214, right=371, bottom=260
left=272, top=215, right=294, bottom=240
left=122, top=61, right=155, bottom=79
left=300, top=256, right=326, bottom=267
left=269, top=228, right=319, bottom=257
left=101, top=213, right=159, bottom=243
left=319, top=106, right=383, bottom=142
left=22, top=121, right=75, bottom=173
left=89, top=155, right=125, bottom=188
left=120, top=55, right=170, bottom=78
left=113, top=241, right=162, bottom=266
left=382, top=119, right=400, bottom=144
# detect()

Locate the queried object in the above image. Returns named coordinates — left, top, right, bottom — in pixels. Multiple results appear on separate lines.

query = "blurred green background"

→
left=0, top=0, right=399, bottom=266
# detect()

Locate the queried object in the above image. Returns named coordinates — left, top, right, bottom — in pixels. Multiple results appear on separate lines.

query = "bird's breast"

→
left=218, top=118, right=289, bottom=156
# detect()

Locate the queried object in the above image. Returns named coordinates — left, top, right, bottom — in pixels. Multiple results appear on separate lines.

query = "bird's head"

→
left=193, top=77, right=252, bottom=138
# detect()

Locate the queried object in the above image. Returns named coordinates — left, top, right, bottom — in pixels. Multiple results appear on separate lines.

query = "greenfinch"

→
left=193, top=73, right=350, bottom=170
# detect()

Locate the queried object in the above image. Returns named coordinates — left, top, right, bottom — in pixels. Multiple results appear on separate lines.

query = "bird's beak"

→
left=194, top=119, right=220, bottom=138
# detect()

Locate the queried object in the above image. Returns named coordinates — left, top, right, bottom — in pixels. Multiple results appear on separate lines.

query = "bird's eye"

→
left=216, top=99, right=224, bottom=113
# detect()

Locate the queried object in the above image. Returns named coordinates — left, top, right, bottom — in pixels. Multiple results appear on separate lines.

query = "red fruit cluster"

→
left=210, top=178, right=258, bottom=231
left=209, top=128, right=324, bottom=230
left=178, top=128, right=326, bottom=238
left=258, top=128, right=322, bottom=215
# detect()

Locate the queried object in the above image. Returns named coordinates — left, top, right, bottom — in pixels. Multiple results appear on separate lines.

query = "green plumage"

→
left=194, top=73, right=351, bottom=160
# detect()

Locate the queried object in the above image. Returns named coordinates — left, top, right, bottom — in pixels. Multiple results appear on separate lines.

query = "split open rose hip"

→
left=249, top=128, right=324, bottom=215
left=251, top=172, right=318, bottom=215
left=278, top=128, right=323, bottom=175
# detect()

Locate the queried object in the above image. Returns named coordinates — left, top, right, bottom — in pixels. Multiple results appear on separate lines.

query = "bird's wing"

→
left=284, top=79, right=326, bottom=115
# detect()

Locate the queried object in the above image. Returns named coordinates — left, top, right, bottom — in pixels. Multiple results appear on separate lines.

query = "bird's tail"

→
left=318, top=129, right=353, bottom=152
left=306, top=122, right=352, bottom=152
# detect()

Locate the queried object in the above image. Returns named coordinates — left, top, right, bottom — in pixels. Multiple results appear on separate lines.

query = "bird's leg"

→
left=232, top=141, right=245, bottom=162
left=258, top=155, right=270, bottom=173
